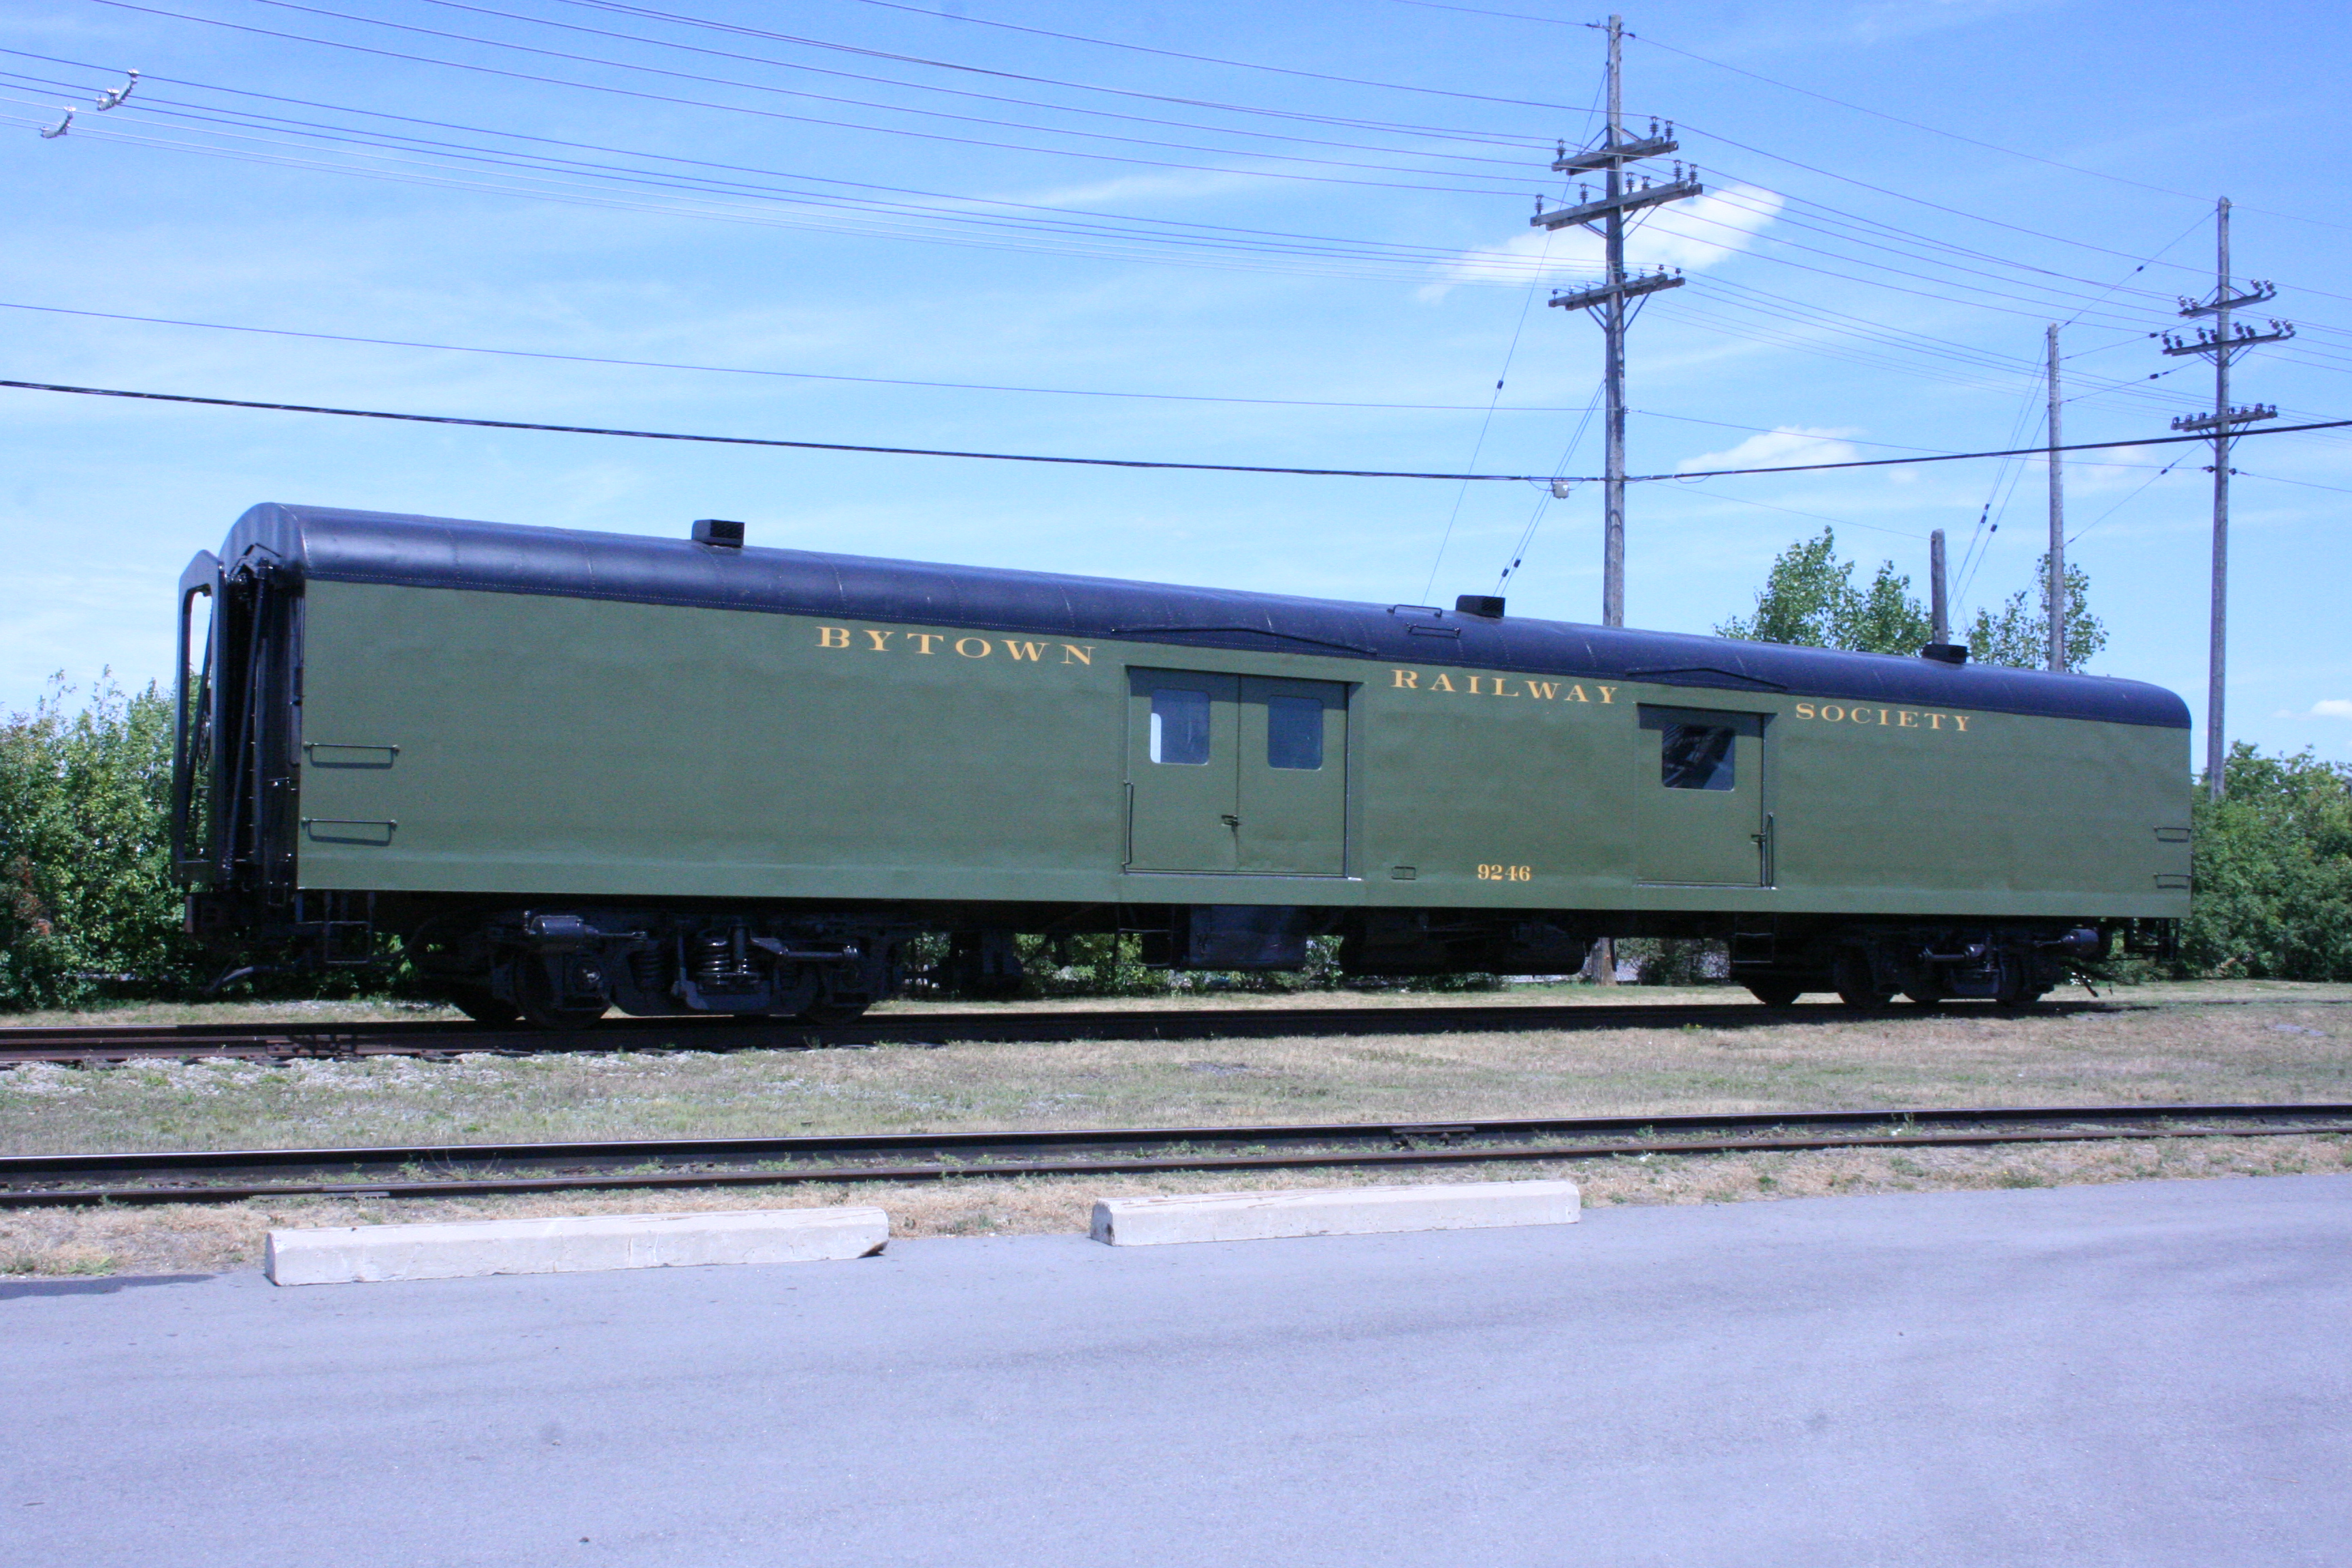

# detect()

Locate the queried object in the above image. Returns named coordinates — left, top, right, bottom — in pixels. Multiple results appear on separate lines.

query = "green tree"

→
left=0, top=675, right=201, bottom=1009
left=1716, top=528, right=1932, bottom=655
left=1964, top=553, right=2108, bottom=671
left=2181, top=744, right=2352, bottom=981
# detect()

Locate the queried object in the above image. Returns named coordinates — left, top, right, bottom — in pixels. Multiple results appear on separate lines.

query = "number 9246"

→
left=1476, top=864, right=1533, bottom=882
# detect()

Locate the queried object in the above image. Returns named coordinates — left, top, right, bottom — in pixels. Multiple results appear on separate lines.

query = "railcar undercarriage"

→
left=184, top=888, right=2176, bottom=1026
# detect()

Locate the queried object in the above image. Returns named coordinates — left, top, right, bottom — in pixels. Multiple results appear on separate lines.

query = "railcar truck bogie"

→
left=171, top=505, right=2191, bottom=1022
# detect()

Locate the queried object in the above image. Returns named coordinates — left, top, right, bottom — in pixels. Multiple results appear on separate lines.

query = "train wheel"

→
left=519, top=998, right=610, bottom=1030
left=1833, top=953, right=1890, bottom=1010
left=1994, top=955, right=2047, bottom=1009
left=1745, top=981, right=1802, bottom=1007
left=512, top=957, right=610, bottom=1030
left=444, top=987, right=521, bottom=1027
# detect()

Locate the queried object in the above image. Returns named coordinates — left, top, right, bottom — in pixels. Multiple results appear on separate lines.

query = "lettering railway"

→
left=172, top=506, right=2191, bottom=1026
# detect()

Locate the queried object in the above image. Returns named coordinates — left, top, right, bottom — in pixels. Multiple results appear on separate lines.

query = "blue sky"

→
left=3, top=0, right=2347, bottom=765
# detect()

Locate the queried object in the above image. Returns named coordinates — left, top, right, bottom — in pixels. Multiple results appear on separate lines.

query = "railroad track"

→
left=0, top=998, right=2123, bottom=1065
left=5, top=1102, right=2344, bottom=1207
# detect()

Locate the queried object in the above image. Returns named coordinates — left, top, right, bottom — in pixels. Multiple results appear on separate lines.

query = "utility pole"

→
left=1533, top=13, right=1701, bottom=627
left=1929, top=528, right=1950, bottom=647
left=2046, top=323, right=2065, bottom=672
left=2160, top=197, right=2293, bottom=800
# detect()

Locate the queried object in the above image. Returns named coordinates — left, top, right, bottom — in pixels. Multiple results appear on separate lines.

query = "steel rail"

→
left=0, top=998, right=2135, bottom=1064
left=5, top=1102, right=2344, bottom=1207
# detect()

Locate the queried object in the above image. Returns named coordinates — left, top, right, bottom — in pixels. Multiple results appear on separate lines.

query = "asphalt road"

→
left=7, top=1176, right=2349, bottom=1567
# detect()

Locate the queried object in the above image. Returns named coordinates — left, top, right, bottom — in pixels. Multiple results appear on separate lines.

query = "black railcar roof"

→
left=218, top=503, right=2191, bottom=730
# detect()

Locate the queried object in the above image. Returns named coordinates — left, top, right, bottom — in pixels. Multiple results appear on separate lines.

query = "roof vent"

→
left=691, top=518, right=746, bottom=549
left=1920, top=642, right=1968, bottom=665
left=1454, top=594, right=1505, bottom=619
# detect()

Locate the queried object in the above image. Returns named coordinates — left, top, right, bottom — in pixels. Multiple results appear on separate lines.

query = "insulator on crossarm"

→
left=37, top=107, right=71, bottom=138
left=95, top=69, right=137, bottom=111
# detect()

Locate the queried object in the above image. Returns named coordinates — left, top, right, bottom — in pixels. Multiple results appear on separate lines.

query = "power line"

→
left=76, top=0, right=1531, bottom=197
left=1657, top=421, right=2345, bottom=480
left=1666, top=489, right=1927, bottom=542
left=1631, top=408, right=1960, bottom=455
left=835, top=0, right=1586, bottom=112
left=1422, top=221, right=1561, bottom=600
left=1628, top=30, right=2352, bottom=234
left=0, top=299, right=1602, bottom=413
left=315, top=0, right=1539, bottom=183
left=2068, top=457, right=2189, bottom=546
left=5, top=375, right=2342, bottom=481
left=2232, top=469, right=2352, bottom=497
left=1, top=93, right=1511, bottom=284
left=1494, top=380, right=1607, bottom=595
left=404, top=0, right=1546, bottom=167
left=2, top=55, right=1551, bottom=281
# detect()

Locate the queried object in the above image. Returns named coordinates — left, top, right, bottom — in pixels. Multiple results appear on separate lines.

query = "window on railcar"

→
left=1149, top=687, right=1213, bottom=765
left=1660, top=723, right=1736, bottom=791
left=1266, top=695, right=1324, bottom=770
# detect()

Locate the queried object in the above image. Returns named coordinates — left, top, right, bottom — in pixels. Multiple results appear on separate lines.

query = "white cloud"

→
left=1426, top=185, right=1785, bottom=297
left=1678, top=427, right=1863, bottom=474
left=2288, top=699, right=2352, bottom=720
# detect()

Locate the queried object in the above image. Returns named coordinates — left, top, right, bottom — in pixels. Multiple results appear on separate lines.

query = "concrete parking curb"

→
left=1090, top=1179, right=1581, bottom=1246
left=265, top=1205, right=889, bottom=1285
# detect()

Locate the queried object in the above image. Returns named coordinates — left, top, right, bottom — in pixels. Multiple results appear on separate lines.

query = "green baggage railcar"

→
left=172, top=505, right=2191, bottom=1024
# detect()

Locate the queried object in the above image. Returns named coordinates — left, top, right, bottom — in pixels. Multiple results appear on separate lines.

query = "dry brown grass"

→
left=5, top=981, right=2347, bottom=1277
left=6, top=990, right=2347, bottom=1158
left=5, top=1132, right=2342, bottom=1279
left=13, top=977, right=2352, bottom=1032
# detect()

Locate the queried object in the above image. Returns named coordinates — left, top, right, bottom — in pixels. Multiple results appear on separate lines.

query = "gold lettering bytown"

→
left=817, top=625, right=1096, bottom=665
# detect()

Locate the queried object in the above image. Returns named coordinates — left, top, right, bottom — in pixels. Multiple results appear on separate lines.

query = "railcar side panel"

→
left=297, top=582, right=1133, bottom=901
left=296, top=578, right=2189, bottom=922
left=1764, top=697, right=2188, bottom=916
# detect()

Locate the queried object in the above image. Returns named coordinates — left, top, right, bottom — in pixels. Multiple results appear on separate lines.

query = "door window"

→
left=1149, top=687, right=1213, bottom=765
left=1266, top=695, right=1325, bottom=770
left=1659, top=722, right=1737, bottom=790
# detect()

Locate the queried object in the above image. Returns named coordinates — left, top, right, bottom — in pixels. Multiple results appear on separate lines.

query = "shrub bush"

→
left=2182, top=745, right=2352, bottom=981
left=0, top=676, right=202, bottom=1009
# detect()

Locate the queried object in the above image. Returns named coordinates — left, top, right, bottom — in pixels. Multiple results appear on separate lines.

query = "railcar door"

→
left=1634, top=704, right=1771, bottom=887
left=1236, top=676, right=1348, bottom=875
left=1127, top=670, right=1241, bottom=871
left=1126, top=670, right=1349, bottom=875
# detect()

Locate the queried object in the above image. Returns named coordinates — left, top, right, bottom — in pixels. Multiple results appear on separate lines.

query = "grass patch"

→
left=3, top=1132, right=2347, bottom=1279
left=5, top=985, right=2347, bottom=1160
left=1, top=981, right=2347, bottom=1276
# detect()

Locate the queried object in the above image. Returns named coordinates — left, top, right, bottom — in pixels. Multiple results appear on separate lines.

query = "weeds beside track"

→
left=6, top=1102, right=2345, bottom=1207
